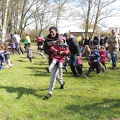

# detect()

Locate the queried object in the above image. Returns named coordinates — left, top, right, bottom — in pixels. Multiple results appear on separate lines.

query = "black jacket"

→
left=66, top=37, right=80, bottom=56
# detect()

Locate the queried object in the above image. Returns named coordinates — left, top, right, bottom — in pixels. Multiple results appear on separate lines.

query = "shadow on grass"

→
left=0, top=86, right=48, bottom=99
left=25, top=66, right=50, bottom=77
left=65, top=98, right=120, bottom=119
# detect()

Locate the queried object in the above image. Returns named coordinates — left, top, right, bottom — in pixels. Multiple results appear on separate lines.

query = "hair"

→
left=90, top=45, right=97, bottom=50
left=49, top=27, right=57, bottom=32
left=100, top=46, right=105, bottom=49
left=64, top=33, right=70, bottom=37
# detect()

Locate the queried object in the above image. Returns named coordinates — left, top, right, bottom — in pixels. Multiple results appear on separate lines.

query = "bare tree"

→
left=2, top=0, right=10, bottom=42
left=79, top=0, right=118, bottom=38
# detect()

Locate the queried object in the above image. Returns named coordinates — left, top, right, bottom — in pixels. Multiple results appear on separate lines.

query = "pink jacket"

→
left=99, top=50, right=106, bottom=63
left=50, top=43, right=70, bottom=63
left=77, top=54, right=82, bottom=65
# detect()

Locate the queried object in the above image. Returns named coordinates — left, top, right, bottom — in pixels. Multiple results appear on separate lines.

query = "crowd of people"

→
left=0, top=27, right=120, bottom=99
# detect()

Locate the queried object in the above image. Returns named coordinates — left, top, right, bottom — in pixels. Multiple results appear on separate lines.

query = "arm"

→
left=43, top=40, right=52, bottom=55
left=50, top=44, right=57, bottom=53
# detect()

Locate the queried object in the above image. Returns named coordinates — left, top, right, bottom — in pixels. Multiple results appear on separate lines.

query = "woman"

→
left=43, top=27, right=65, bottom=99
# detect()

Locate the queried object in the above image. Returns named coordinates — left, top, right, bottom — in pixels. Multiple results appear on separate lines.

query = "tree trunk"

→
left=85, top=0, right=92, bottom=37
left=2, top=0, right=10, bottom=42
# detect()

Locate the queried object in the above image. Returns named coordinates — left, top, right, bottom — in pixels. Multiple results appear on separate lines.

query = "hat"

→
left=49, top=27, right=57, bottom=32
left=59, top=35, right=66, bottom=41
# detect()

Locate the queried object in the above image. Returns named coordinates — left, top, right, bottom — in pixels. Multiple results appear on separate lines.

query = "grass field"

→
left=0, top=43, right=120, bottom=120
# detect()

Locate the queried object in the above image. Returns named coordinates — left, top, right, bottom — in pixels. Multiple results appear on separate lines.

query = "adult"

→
left=106, top=29, right=120, bottom=69
left=81, top=36, right=91, bottom=52
left=64, top=33, right=83, bottom=77
left=93, top=32, right=99, bottom=46
left=43, top=27, right=65, bottom=99
left=12, top=32, right=24, bottom=54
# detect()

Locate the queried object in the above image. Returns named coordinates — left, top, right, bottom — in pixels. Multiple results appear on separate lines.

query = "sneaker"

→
left=79, top=71, right=84, bottom=76
left=45, top=93, right=52, bottom=99
left=46, top=67, right=50, bottom=73
left=112, top=66, right=116, bottom=70
left=60, top=82, right=65, bottom=89
left=72, top=74, right=78, bottom=77
left=102, top=67, right=105, bottom=72
left=84, top=75, right=89, bottom=78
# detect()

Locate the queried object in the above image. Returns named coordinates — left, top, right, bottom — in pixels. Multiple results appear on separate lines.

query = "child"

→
left=26, top=44, right=35, bottom=62
left=0, top=41, right=12, bottom=68
left=4, top=50, right=12, bottom=68
left=8, top=39, right=16, bottom=54
left=0, top=46, right=6, bottom=70
left=77, top=53, right=83, bottom=74
left=46, top=35, right=70, bottom=81
left=84, top=46, right=104, bottom=78
left=37, top=36, right=45, bottom=59
left=99, top=46, right=107, bottom=70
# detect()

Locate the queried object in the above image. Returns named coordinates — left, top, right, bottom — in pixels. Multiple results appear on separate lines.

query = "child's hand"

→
left=55, top=49, right=57, bottom=52
left=59, top=51, right=64, bottom=54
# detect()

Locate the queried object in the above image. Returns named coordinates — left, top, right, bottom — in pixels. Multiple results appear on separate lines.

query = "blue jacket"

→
left=90, top=49, right=100, bottom=63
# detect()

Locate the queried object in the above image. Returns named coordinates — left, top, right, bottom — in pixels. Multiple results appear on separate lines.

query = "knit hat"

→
left=49, top=27, right=57, bottom=32
left=59, top=35, right=66, bottom=42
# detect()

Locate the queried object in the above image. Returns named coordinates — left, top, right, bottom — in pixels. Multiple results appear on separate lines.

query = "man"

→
left=64, top=33, right=83, bottom=76
left=13, top=32, right=24, bottom=54
left=43, top=27, right=65, bottom=99
left=106, top=29, right=120, bottom=69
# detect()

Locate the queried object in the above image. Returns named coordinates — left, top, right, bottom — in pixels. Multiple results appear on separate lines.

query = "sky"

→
left=58, top=0, right=120, bottom=34
left=27, top=0, right=120, bottom=34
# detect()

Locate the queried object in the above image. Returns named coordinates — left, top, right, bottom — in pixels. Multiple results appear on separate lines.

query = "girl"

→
left=8, top=39, right=16, bottom=54
left=99, top=46, right=107, bottom=70
left=46, top=35, right=70, bottom=82
left=26, top=44, right=35, bottom=62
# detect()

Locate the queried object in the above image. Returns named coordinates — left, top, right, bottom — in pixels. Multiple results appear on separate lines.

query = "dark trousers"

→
left=87, top=62, right=100, bottom=77
left=101, top=62, right=107, bottom=69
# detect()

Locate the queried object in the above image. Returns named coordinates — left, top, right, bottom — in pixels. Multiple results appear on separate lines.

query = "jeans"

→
left=111, top=53, right=117, bottom=67
left=49, top=65, right=64, bottom=94
left=69, top=54, right=82, bottom=75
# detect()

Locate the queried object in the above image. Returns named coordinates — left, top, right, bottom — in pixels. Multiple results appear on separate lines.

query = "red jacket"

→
left=37, top=36, right=43, bottom=42
left=99, top=50, right=106, bottom=63
left=50, top=43, right=70, bottom=63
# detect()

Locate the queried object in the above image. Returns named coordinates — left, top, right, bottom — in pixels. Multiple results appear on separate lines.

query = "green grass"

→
left=0, top=44, right=120, bottom=120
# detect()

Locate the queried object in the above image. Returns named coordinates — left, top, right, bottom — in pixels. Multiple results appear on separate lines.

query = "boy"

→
left=84, top=46, right=104, bottom=78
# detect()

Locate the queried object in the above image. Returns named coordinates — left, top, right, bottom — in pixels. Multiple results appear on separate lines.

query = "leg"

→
left=69, top=55, right=77, bottom=76
left=47, top=59, right=57, bottom=72
left=95, top=62, right=101, bottom=73
left=29, top=58, right=32, bottom=62
left=48, top=65, right=59, bottom=94
left=58, top=62, right=63, bottom=80
left=111, top=53, right=117, bottom=69
left=38, top=51, right=45, bottom=59
left=7, top=59, right=12, bottom=67
left=19, top=44, right=24, bottom=54
left=86, top=63, right=94, bottom=77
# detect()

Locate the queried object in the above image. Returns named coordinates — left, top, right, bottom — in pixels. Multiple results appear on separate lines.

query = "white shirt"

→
left=14, top=34, right=20, bottom=43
